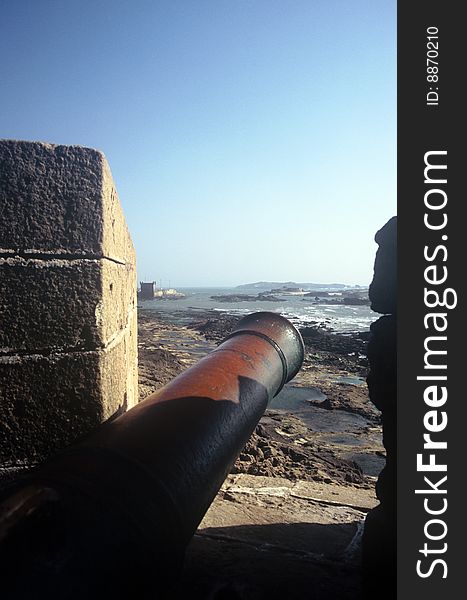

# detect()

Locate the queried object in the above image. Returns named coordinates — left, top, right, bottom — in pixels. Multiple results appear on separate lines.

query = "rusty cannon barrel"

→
left=0, top=312, right=304, bottom=599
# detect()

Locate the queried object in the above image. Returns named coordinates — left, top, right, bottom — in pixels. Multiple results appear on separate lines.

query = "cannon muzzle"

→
left=0, top=311, right=304, bottom=599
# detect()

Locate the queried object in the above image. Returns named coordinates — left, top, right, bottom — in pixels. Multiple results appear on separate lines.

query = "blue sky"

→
left=1, top=0, right=396, bottom=286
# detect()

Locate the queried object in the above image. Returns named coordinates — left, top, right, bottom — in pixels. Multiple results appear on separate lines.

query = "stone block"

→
left=100, top=310, right=138, bottom=421
left=0, top=140, right=134, bottom=264
left=1, top=257, right=136, bottom=354
left=0, top=140, right=138, bottom=465
left=0, top=320, right=137, bottom=463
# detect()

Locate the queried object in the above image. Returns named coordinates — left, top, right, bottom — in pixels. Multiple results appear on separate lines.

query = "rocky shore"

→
left=137, top=308, right=383, bottom=598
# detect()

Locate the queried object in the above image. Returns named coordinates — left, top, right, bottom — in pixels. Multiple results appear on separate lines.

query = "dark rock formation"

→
left=362, top=217, right=397, bottom=599
left=190, top=315, right=240, bottom=342
left=300, top=326, right=368, bottom=357
left=369, top=217, right=397, bottom=315
left=233, top=420, right=366, bottom=486
left=342, top=296, right=370, bottom=306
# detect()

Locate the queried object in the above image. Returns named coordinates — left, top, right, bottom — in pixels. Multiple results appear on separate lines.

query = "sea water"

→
left=139, top=287, right=375, bottom=332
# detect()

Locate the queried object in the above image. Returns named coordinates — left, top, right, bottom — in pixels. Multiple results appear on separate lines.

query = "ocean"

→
left=138, top=287, right=376, bottom=333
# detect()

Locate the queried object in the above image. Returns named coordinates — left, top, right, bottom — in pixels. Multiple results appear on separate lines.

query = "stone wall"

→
left=362, top=216, right=397, bottom=598
left=0, top=140, right=138, bottom=466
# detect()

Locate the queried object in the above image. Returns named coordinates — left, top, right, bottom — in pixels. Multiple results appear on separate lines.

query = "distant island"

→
left=210, top=292, right=281, bottom=303
left=213, top=282, right=370, bottom=305
left=235, top=281, right=364, bottom=291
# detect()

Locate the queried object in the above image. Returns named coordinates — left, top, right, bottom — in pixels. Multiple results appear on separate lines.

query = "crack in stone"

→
left=0, top=249, right=126, bottom=266
left=193, top=530, right=355, bottom=568
left=0, top=309, right=135, bottom=360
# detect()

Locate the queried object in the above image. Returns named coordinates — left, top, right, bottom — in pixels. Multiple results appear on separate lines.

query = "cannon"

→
left=0, top=311, right=304, bottom=599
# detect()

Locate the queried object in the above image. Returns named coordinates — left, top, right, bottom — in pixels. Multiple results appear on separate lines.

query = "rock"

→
left=366, top=315, right=396, bottom=510
left=300, top=327, right=368, bottom=357
left=316, top=398, right=333, bottom=410
left=232, top=419, right=367, bottom=486
left=363, top=218, right=397, bottom=594
left=190, top=315, right=240, bottom=343
left=343, top=296, right=370, bottom=306
left=369, top=217, right=397, bottom=315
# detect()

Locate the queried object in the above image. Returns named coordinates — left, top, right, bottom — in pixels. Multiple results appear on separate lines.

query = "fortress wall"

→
left=0, top=140, right=138, bottom=464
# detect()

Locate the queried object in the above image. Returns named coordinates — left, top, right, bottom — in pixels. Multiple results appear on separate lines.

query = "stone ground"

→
left=138, top=310, right=384, bottom=599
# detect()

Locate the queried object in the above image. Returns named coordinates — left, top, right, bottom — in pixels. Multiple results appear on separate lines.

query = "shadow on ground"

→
left=176, top=521, right=363, bottom=600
